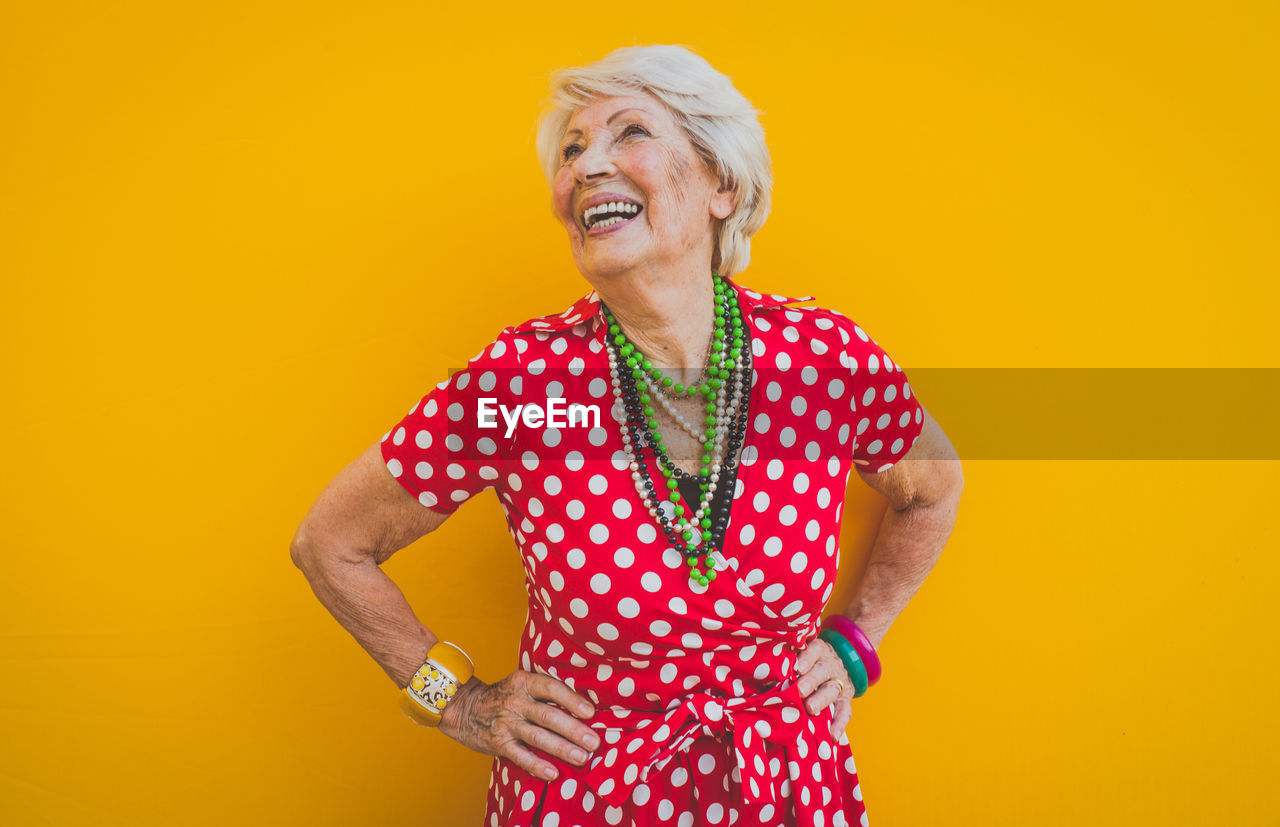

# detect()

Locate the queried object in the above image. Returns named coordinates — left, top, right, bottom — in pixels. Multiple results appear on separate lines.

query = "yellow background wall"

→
left=3, top=1, right=1277, bottom=824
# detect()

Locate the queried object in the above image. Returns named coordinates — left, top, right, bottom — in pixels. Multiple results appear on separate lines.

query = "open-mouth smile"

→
left=581, top=200, right=644, bottom=234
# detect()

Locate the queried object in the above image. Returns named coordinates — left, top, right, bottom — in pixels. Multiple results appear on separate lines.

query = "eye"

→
left=621, top=124, right=649, bottom=139
left=561, top=143, right=582, bottom=161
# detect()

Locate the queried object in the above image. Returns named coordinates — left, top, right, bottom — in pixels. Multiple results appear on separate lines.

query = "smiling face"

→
left=552, top=93, right=735, bottom=285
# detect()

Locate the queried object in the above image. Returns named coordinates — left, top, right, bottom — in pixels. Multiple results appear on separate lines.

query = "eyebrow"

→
left=562, top=107, right=651, bottom=139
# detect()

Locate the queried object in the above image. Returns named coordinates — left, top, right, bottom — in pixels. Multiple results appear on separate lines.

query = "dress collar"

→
left=511, top=279, right=814, bottom=335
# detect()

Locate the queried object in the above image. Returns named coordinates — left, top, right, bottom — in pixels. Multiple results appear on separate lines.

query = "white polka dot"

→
left=589, top=524, right=610, bottom=544
left=544, top=475, right=562, bottom=495
left=386, top=458, right=403, bottom=477
left=591, top=573, right=611, bottom=594
left=566, top=548, right=586, bottom=568
left=612, top=498, right=632, bottom=519
left=752, top=491, right=770, bottom=512
left=762, top=583, right=785, bottom=602
left=614, top=547, right=634, bottom=567
left=618, top=597, right=640, bottom=618
left=641, top=572, right=662, bottom=592
left=763, top=536, right=783, bottom=557
left=597, top=623, right=619, bottom=640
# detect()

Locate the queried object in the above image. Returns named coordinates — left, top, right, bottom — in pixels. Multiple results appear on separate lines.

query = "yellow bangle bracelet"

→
left=400, top=641, right=475, bottom=728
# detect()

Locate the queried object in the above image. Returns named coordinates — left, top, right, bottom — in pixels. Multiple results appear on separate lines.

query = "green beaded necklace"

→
left=603, top=273, right=749, bottom=585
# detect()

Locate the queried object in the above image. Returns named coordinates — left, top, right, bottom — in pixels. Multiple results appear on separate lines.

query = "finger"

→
left=525, top=673, right=596, bottom=719
left=796, top=638, right=824, bottom=672
left=513, top=719, right=593, bottom=767
left=830, top=699, right=852, bottom=737
left=797, top=656, right=833, bottom=695
left=522, top=697, right=601, bottom=753
left=804, top=679, right=843, bottom=715
left=502, top=738, right=562, bottom=781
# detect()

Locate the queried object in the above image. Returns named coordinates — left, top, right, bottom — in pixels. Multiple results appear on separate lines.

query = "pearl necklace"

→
left=602, top=273, right=751, bottom=587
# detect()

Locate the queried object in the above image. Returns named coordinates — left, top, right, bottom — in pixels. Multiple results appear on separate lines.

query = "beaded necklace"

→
left=603, top=274, right=753, bottom=587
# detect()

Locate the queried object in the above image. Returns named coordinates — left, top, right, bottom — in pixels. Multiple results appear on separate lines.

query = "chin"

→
left=576, top=247, right=643, bottom=281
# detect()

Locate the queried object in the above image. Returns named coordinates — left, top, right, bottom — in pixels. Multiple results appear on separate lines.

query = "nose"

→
left=571, top=139, right=618, bottom=185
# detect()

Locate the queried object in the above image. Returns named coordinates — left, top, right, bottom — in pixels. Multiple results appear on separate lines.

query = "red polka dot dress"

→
left=380, top=280, right=923, bottom=827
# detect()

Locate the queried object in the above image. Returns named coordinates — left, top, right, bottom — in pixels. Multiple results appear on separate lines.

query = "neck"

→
left=592, top=263, right=717, bottom=377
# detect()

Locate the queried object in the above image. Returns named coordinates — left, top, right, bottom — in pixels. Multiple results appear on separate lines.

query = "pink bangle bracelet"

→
left=823, top=616, right=882, bottom=686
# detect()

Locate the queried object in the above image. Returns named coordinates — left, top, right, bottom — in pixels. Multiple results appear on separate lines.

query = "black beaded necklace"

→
left=603, top=274, right=754, bottom=588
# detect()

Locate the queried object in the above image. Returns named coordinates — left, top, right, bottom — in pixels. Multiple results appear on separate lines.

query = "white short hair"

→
left=535, top=45, right=771, bottom=278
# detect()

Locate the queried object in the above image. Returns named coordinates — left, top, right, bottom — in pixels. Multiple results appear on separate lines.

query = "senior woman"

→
left=291, top=45, right=962, bottom=827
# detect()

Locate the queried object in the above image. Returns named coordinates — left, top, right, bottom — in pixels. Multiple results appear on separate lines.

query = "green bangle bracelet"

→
left=818, top=628, right=870, bottom=698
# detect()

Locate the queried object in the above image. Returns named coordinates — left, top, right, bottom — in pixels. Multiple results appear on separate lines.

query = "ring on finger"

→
left=826, top=679, right=845, bottom=699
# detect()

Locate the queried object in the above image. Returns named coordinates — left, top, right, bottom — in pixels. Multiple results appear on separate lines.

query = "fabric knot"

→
left=583, top=684, right=811, bottom=808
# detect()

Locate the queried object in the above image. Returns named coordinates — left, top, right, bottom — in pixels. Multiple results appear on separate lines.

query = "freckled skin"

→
left=551, top=93, right=734, bottom=286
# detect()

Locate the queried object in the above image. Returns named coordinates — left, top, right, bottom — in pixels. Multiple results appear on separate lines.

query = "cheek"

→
left=551, top=173, right=576, bottom=225
left=654, top=145, right=694, bottom=209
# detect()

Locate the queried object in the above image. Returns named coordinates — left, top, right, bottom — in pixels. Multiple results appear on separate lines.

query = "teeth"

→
left=582, top=201, right=640, bottom=227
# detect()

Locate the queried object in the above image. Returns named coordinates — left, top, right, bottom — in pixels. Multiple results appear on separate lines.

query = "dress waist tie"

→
left=583, top=683, right=812, bottom=808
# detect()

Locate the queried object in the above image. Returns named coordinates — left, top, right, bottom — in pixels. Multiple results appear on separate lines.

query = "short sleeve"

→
left=829, top=313, right=924, bottom=472
left=379, top=327, right=523, bottom=514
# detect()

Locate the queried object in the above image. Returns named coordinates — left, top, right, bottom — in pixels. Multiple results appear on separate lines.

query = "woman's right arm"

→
left=290, top=440, right=449, bottom=687
left=289, top=440, right=600, bottom=780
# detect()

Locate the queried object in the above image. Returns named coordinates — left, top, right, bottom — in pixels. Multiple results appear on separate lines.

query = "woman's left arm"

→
left=796, top=407, right=963, bottom=727
left=845, top=406, right=964, bottom=648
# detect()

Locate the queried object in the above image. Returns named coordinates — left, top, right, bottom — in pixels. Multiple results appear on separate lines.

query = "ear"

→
left=710, top=182, right=736, bottom=221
